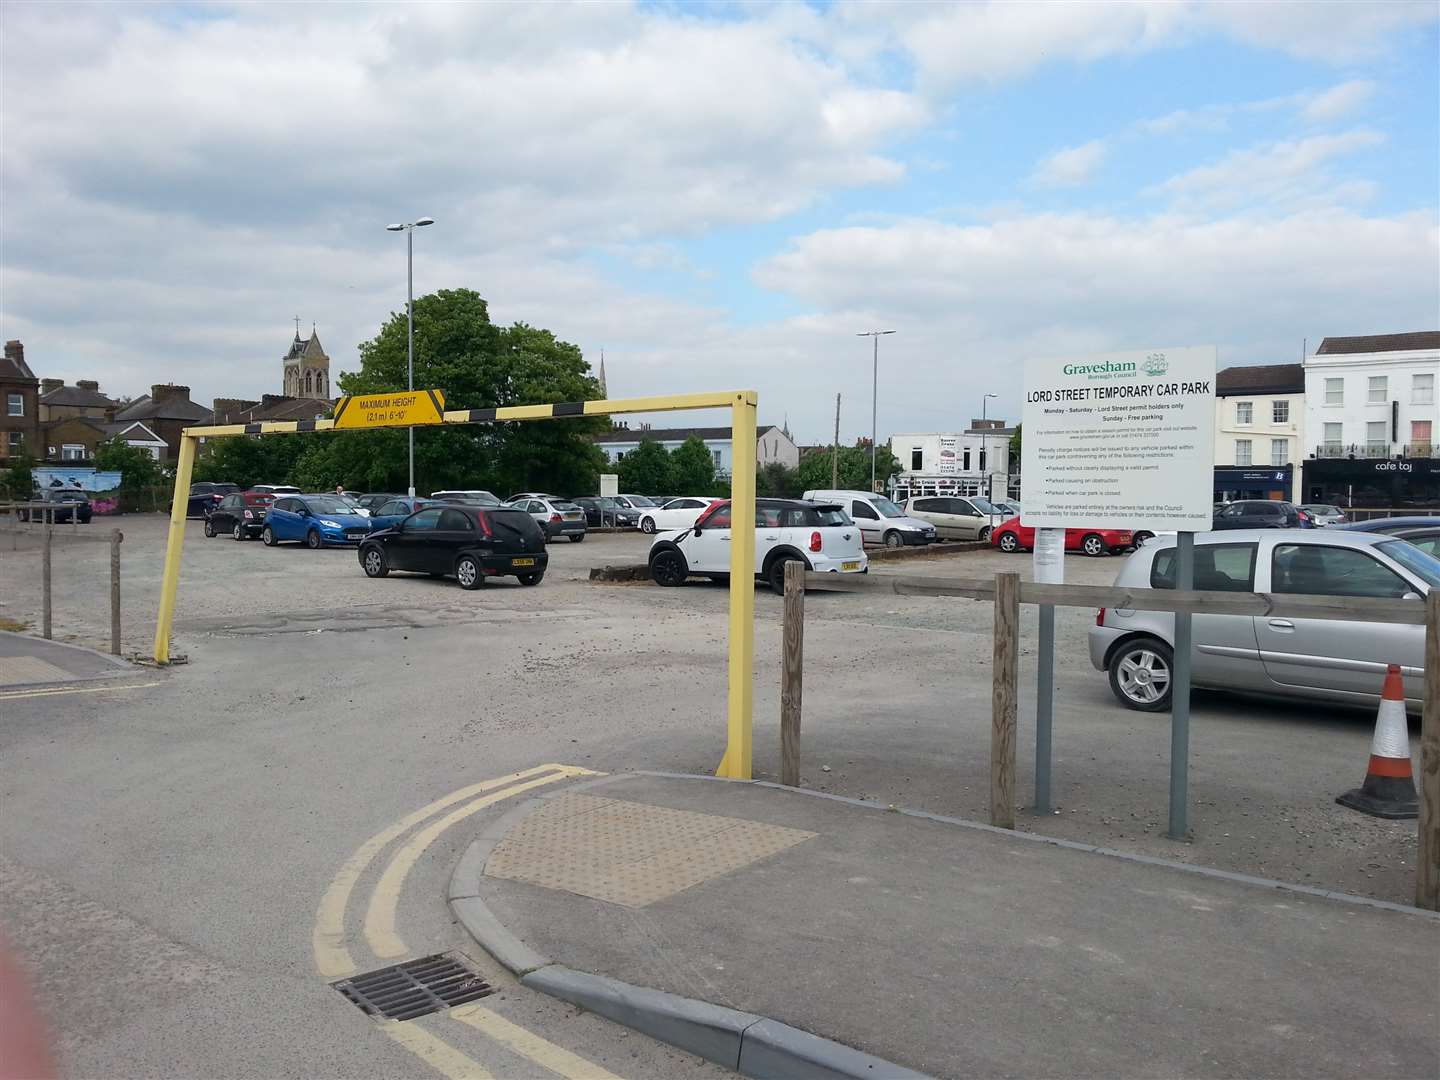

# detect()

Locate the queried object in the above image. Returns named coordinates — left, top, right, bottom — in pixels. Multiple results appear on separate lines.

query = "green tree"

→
left=94, top=438, right=163, bottom=490
left=616, top=439, right=673, bottom=494
left=669, top=435, right=716, bottom=493
left=795, top=440, right=900, bottom=493
left=1009, top=424, right=1022, bottom=470
left=2, top=449, right=36, bottom=499
left=191, top=432, right=316, bottom=490
left=756, top=461, right=801, bottom=498
left=342, top=289, right=607, bottom=496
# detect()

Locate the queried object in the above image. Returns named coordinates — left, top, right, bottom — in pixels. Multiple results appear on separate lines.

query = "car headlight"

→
left=320, top=519, right=341, bottom=529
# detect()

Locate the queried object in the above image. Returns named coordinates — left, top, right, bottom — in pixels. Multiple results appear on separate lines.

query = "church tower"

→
left=282, top=324, right=331, bottom=400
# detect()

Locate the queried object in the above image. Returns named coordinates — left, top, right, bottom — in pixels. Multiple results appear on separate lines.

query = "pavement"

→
left=455, top=772, right=1440, bottom=1080
left=0, top=629, right=141, bottom=690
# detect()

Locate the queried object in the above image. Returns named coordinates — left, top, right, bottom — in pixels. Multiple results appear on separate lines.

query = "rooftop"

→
left=1215, top=363, right=1305, bottom=396
left=1315, top=331, right=1440, bottom=355
left=41, top=384, right=118, bottom=409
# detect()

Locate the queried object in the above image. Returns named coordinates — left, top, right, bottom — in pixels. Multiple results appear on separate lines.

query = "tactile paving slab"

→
left=485, top=793, right=816, bottom=907
left=0, top=655, right=74, bottom=687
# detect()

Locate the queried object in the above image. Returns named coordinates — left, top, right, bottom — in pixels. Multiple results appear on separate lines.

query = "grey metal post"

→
left=870, top=333, right=877, bottom=493
left=1168, top=531, right=1195, bottom=839
left=1034, top=602, right=1056, bottom=813
left=406, top=226, right=415, bottom=498
left=42, top=522, right=53, bottom=640
left=110, top=529, right=123, bottom=655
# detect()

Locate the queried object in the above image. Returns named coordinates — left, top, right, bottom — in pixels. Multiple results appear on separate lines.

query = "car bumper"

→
left=1088, top=625, right=1129, bottom=671
left=810, top=553, right=868, bottom=573
left=481, top=552, right=549, bottom=576
left=321, top=530, right=372, bottom=545
left=548, top=522, right=587, bottom=537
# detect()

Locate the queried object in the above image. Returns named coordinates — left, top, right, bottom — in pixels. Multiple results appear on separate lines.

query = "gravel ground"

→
left=0, top=512, right=1422, bottom=904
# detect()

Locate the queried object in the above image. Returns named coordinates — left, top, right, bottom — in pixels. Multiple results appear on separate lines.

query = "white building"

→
left=1212, top=363, right=1305, bottom=501
left=1301, top=331, right=1439, bottom=509
left=593, top=423, right=799, bottom=476
left=889, top=420, right=1014, bottom=501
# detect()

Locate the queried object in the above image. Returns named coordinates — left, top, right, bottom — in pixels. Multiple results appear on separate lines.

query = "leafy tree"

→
left=795, top=440, right=900, bottom=493
left=94, top=438, right=163, bottom=490
left=2, top=449, right=36, bottom=499
left=191, top=433, right=315, bottom=490
left=1009, top=424, right=1022, bottom=470
left=669, top=436, right=716, bottom=493
left=616, top=439, right=673, bottom=494
left=756, top=461, right=801, bottom=498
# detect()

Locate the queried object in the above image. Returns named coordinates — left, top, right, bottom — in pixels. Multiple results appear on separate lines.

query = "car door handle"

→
left=1268, top=619, right=1295, bottom=631
left=764, top=534, right=780, bottom=540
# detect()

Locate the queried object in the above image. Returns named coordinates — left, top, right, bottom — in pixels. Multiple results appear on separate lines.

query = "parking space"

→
left=0, top=513, right=1419, bottom=903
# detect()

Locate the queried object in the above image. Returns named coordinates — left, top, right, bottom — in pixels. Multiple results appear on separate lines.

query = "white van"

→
left=801, top=489, right=937, bottom=548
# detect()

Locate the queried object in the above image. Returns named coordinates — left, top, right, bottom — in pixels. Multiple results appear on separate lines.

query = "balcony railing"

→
left=1311, top=442, right=1437, bottom=459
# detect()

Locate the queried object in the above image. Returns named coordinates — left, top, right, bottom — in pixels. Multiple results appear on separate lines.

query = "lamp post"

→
left=982, top=392, right=997, bottom=422
left=857, top=330, right=895, bottom=493
left=386, top=217, right=435, bottom=497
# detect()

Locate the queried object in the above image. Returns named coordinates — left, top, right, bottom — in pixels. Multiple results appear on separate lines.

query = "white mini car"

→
left=647, top=498, right=868, bottom=591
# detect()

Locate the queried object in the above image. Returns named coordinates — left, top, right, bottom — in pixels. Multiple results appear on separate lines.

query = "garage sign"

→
left=1021, top=346, right=1216, bottom=531
left=333, top=390, right=447, bottom=430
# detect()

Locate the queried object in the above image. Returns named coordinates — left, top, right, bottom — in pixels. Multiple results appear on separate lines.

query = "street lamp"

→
left=857, top=330, right=895, bottom=493
left=982, top=393, right=998, bottom=422
left=386, top=217, right=435, bottom=497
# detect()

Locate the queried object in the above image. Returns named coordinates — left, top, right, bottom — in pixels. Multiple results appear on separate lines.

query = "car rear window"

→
left=1150, top=543, right=1257, bottom=591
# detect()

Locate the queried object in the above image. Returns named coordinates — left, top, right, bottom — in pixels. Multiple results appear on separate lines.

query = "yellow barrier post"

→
left=716, top=392, right=757, bottom=778
left=153, top=434, right=198, bottom=664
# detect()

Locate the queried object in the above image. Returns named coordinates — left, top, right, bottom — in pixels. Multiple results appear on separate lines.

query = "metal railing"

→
left=0, top=501, right=84, bottom=532
left=1313, top=443, right=1438, bottom=460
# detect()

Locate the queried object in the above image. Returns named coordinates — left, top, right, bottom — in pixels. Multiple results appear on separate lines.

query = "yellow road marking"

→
left=380, top=1018, right=495, bottom=1080
left=313, top=764, right=588, bottom=978
left=364, top=768, right=593, bottom=960
left=0, top=680, right=162, bottom=701
left=451, top=1003, right=624, bottom=1080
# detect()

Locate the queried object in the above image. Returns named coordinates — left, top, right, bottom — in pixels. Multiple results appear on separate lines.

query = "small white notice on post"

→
left=1032, top=528, right=1066, bottom=584
left=599, top=473, right=619, bottom=498
left=1021, top=346, right=1216, bottom=531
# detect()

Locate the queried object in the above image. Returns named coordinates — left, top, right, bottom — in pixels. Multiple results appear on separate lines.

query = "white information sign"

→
left=1032, top=527, right=1066, bottom=585
left=937, top=435, right=958, bottom=475
left=599, top=473, right=619, bottom=498
left=1021, top=346, right=1216, bottom=531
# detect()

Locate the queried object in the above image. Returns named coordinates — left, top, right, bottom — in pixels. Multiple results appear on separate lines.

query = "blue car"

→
left=367, top=495, right=436, bottom=532
left=260, top=494, right=373, bottom=549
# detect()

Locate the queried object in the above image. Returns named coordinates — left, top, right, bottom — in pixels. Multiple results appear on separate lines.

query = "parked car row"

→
left=15, top=490, right=94, bottom=523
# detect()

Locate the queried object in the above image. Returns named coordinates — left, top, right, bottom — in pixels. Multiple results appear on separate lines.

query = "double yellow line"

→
left=313, top=763, right=622, bottom=1080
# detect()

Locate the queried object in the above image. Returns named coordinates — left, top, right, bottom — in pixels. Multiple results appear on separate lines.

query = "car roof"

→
left=1336, top=516, right=1440, bottom=531
left=1144, top=528, right=1392, bottom=551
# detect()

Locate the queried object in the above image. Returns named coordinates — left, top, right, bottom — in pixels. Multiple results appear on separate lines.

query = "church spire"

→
left=597, top=349, right=608, bottom=398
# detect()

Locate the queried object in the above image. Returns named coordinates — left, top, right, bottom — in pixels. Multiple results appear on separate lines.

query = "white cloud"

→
left=1300, top=79, right=1378, bottom=123
left=1154, top=130, right=1386, bottom=211
left=1031, top=140, right=1108, bottom=188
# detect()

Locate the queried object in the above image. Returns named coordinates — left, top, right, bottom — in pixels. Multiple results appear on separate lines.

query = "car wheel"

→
left=1108, top=638, right=1174, bottom=712
left=455, top=555, right=482, bottom=590
left=640, top=517, right=657, bottom=534
left=767, top=556, right=801, bottom=594
left=232, top=522, right=245, bottom=541
left=883, top=530, right=903, bottom=548
left=203, top=518, right=216, bottom=538
left=1082, top=533, right=1105, bottom=556
left=305, top=529, right=323, bottom=550
left=261, top=526, right=276, bottom=546
left=978, top=526, right=991, bottom=543
left=998, top=531, right=1020, bottom=553
left=1133, top=530, right=1154, bottom=546
left=519, top=572, right=544, bottom=586
left=361, top=546, right=388, bottom=578
left=568, top=533, right=585, bottom=543
left=649, top=547, right=689, bottom=586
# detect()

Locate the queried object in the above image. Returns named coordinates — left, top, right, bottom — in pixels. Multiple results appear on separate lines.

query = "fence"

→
left=780, top=561, right=1440, bottom=911
left=0, top=514, right=125, bottom=655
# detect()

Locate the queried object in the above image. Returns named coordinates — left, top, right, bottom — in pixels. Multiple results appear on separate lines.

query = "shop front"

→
left=1214, top=465, right=1292, bottom=503
left=1300, top=457, right=1440, bottom=511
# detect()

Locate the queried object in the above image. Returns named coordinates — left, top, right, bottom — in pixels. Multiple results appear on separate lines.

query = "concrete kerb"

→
left=447, top=772, right=934, bottom=1079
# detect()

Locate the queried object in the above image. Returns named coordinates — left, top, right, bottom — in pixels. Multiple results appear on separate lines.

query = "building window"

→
left=1412, top=420, right=1432, bottom=453
left=962, top=450, right=971, bottom=470
left=978, top=449, right=987, bottom=472
left=1366, top=420, right=1388, bottom=455
left=910, top=448, right=923, bottom=471
left=1322, top=422, right=1342, bottom=453
left=1234, top=439, right=1252, bottom=466
left=1235, top=401, right=1252, bottom=425
left=1272, top=400, right=1289, bottom=424
left=7, top=431, right=22, bottom=453
left=1367, top=375, right=1388, bottom=404
left=1414, top=373, right=1435, bottom=405
left=61, top=444, right=86, bottom=461
left=712, top=450, right=722, bottom=467
left=6, top=393, right=22, bottom=417
left=1270, top=439, right=1288, bottom=466
left=1324, top=378, right=1343, bottom=406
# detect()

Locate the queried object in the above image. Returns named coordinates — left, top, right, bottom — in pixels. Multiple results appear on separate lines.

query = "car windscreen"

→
left=627, top=496, right=657, bottom=507
left=553, top=502, right=581, bottom=511
left=970, top=498, right=1000, bottom=514
left=247, top=495, right=274, bottom=506
left=305, top=496, right=359, bottom=514
left=1306, top=505, right=1341, bottom=515
left=813, top=507, right=851, bottom=527
left=873, top=498, right=904, bottom=518
left=1376, top=540, right=1440, bottom=588
left=595, top=497, right=619, bottom=508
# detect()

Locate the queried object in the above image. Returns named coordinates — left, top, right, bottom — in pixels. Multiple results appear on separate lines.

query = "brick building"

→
left=1, top=340, right=40, bottom=462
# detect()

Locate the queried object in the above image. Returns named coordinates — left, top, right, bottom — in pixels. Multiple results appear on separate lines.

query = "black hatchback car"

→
left=357, top=504, right=548, bottom=589
left=1212, top=500, right=1313, bottom=530
left=19, top=490, right=92, bottom=523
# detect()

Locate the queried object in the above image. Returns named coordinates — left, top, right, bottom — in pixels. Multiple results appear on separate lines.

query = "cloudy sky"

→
left=3, top=1, right=1437, bottom=443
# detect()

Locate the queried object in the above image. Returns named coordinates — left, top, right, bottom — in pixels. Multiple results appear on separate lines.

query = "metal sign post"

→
left=1032, top=527, right=1065, bottom=814
left=1168, top=531, right=1195, bottom=839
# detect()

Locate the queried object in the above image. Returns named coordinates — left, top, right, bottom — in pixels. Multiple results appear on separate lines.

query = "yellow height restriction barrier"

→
left=152, top=390, right=759, bottom=780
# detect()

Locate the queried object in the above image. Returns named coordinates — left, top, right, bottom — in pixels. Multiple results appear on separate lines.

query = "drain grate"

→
left=333, top=953, right=495, bottom=1021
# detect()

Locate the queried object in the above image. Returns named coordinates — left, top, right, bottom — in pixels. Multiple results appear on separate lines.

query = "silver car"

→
left=902, top=496, right=1002, bottom=541
left=1301, top=503, right=1348, bottom=527
left=505, top=496, right=588, bottom=543
left=1089, top=529, right=1436, bottom=713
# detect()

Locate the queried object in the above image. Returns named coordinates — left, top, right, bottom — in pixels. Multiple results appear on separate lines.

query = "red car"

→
left=991, top=517, right=1133, bottom=556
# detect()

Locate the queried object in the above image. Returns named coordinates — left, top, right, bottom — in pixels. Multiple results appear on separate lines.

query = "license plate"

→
left=512, top=557, right=537, bottom=567
left=345, top=532, right=366, bottom=540
left=841, top=561, right=861, bottom=571
left=564, top=513, right=582, bottom=520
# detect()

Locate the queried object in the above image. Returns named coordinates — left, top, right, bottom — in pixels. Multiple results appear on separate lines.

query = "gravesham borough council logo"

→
left=1142, top=353, right=1169, bottom=377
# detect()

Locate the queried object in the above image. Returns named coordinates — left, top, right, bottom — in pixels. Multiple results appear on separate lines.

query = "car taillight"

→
left=809, top=531, right=822, bottom=552
left=475, top=510, right=493, bottom=538
left=1096, top=608, right=1106, bottom=626
left=549, top=512, right=562, bottom=523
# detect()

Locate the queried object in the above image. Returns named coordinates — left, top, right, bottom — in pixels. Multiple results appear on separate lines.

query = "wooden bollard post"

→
left=991, top=571, right=1019, bottom=828
left=110, top=529, right=124, bottom=656
left=781, top=560, right=805, bottom=786
left=42, top=522, right=53, bottom=640
left=1418, top=591, right=1439, bottom=911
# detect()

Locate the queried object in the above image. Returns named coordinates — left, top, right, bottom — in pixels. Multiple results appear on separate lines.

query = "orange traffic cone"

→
left=1336, top=664, right=1418, bottom=819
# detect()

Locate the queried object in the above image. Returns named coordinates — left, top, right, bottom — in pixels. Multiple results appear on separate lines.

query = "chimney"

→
left=151, top=383, right=190, bottom=404
left=3, top=341, right=23, bottom=366
left=41, top=378, right=64, bottom=395
left=76, top=379, right=100, bottom=391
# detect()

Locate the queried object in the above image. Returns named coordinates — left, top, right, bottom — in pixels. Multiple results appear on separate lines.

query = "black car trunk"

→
left=489, top=509, right=545, bottom=553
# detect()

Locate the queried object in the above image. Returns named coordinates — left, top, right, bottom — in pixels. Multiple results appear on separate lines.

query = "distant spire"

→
left=782, top=412, right=792, bottom=440
left=598, top=349, right=608, bottom=398
left=293, top=315, right=302, bottom=338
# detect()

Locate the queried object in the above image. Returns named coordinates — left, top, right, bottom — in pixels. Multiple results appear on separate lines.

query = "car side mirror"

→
left=693, top=524, right=703, bottom=536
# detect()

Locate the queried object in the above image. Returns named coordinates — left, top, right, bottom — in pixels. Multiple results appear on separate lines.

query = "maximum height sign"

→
left=333, top=389, right=447, bottom=430
left=1021, top=346, right=1216, bottom=531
